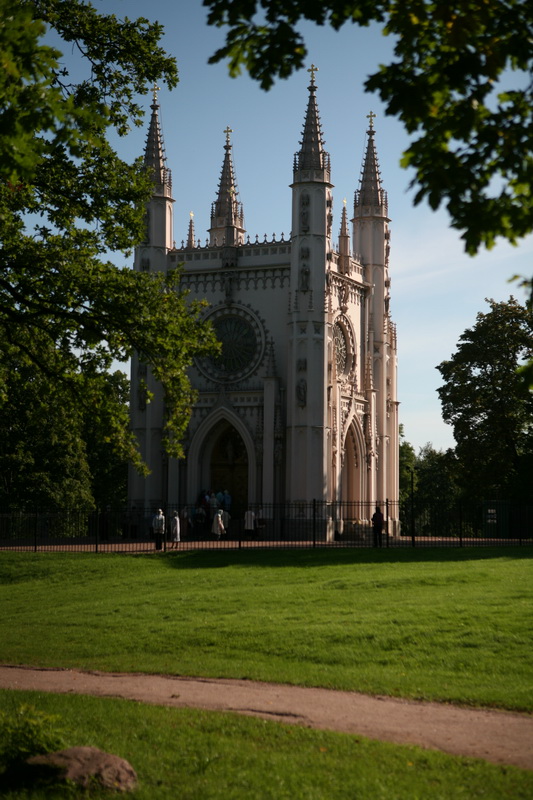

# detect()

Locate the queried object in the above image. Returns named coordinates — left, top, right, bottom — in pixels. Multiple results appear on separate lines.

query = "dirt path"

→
left=0, top=665, right=532, bottom=771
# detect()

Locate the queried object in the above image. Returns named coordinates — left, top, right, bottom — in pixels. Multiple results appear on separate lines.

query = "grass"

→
left=1, top=689, right=532, bottom=799
left=0, top=547, right=532, bottom=711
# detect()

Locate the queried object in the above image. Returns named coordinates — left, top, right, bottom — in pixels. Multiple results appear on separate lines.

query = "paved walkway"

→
left=0, top=665, right=532, bottom=770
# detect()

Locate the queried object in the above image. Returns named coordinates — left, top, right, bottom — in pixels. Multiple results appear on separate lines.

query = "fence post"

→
left=95, top=513, right=99, bottom=554
left=385, top=499, right=389, bottom=548
left=458, top=501, right=463, bottom=547
left=313, top=500, right=317, bottom=548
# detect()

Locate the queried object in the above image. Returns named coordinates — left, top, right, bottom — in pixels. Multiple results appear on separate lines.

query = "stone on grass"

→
left=26, top=746, right=137, bottom=792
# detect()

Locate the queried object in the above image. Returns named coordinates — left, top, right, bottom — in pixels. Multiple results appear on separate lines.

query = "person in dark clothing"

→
left=372, top=506, right=384, bottom=548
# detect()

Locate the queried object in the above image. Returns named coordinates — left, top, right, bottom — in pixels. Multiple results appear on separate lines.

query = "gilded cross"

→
left=151, top=83, right=160, bottom=103
left=224, top=126, right=233, bottom=144
left=367, top=110, right=376, bottom=129
left=307, top=64, right=318, bottom=83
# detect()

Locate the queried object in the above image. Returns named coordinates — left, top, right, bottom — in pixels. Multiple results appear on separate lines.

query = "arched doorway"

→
left=209, top=420, right=248, bottom=515
left=341, top=425, right=358, bottom=504
left=341, top=422, right=365, bottom=514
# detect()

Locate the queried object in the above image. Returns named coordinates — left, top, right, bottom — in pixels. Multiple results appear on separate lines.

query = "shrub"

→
left=0, top=704, right=66, bottom=767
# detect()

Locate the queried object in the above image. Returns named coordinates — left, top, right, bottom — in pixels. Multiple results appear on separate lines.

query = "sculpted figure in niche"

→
left=299, top=264, right=310, bottom=292
left=296, top=378, right=307, bottom=407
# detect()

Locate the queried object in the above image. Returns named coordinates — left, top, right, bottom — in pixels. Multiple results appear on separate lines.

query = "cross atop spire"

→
left=144, top=90, right=171, bottom=192
left=209, top=128, right=245, bottom=245
left=294, top=67, right=330, bottom=177
left=355, top=116, right=387, bottom=213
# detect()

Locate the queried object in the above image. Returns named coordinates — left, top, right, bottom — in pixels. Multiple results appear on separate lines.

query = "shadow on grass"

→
left=153, top=545, right=533, bottom=570
left=0, top=763, right=61, bottom=796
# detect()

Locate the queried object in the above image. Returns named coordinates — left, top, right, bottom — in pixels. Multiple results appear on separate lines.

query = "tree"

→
left=82, top=370, right=130, bottom=510
left=204, top=0, right=533, bottom=254
left=1, top=0, right=219, bottom=500
left=0, top=350, right=93, bottom=510
left=437, top=297, right=533, bottom=501
left=398, top=424, right=416, bottom=505
left=415, top=444, right=460, bottom=508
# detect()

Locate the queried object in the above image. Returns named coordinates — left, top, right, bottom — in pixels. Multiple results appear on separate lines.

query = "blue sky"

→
left=89, top=1, right=532, bottom=452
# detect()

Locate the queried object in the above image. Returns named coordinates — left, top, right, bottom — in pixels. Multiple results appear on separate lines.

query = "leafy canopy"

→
left=437, top=297, right=533, bottom=500
left=204, top=0, right=533, bottom=253
left=1, top=0, right=219, bottom=497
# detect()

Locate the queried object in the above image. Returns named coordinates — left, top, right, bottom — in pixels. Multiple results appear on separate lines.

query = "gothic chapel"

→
left=129, top=72, right=399, bottom=523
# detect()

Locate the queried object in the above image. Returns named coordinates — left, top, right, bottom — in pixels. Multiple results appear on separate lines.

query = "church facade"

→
left=128, top=74, right=399, bottom=521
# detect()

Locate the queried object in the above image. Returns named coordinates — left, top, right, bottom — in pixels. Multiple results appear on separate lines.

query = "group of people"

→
left=151, top=508, right=181, bottom=548
left=195, top=490, right=232, bottom=539
left=150, top=490, right=234, bottom=546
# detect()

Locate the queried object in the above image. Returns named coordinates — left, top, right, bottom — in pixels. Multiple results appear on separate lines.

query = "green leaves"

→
left=436, top=297, right=533, bottom=500
left=204, top=0, right=533, bottom=252
left=0, top=1, right=216, bottom=506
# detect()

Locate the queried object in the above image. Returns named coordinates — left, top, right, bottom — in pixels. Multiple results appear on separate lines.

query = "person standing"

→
left=223, top=489, right=232, bottom=512
left=372, top=506, right=384, bottom=548
left=212, top=509, right=225, bottom=540
left=170, top=510, right=180, bottom=548
left=221, top=508, right=231, bottom=534
left=152, top=509, right=165, bottom=551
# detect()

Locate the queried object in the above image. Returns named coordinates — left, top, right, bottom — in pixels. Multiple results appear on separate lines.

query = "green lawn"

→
left=1, top=690, right=532, bottom=799
left=0, top=547, right=531, bottom=711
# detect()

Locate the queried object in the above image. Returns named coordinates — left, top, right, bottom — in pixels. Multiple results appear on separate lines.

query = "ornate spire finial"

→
left=343, top=197, right=347, bottom=206
left=356, top=114, right=387, bottom=211
left=187, top=210, right=196, bottom=248
left=294, top=63, right=329, bottom=175
left=144, top=85, right=171, bottom=190
left=209, top=126, right=245, bottom=245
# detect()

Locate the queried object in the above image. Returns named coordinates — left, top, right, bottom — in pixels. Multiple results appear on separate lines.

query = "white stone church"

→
left=128, top=72, right=399, bottom=522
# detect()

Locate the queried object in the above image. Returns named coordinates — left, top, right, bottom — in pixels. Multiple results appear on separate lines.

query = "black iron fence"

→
left=1, top=499, right=531, bottom=553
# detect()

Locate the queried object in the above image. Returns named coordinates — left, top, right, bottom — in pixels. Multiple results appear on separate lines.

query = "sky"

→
left=80, top=1, right=532, bottom=453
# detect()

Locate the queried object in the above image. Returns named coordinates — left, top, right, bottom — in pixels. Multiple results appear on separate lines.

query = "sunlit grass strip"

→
left=0, top=548, right=532, bottom=711
left=1, top=690, right=532, bottom=800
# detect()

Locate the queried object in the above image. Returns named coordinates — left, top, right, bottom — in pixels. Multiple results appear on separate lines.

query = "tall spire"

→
left=294, top=65, right=330, bottom=179
left=187, top=212, right=196, bottom=249
left=340, top=199, right=350, bottom=240
left=338, top=199, right=351, bottom=272
left=143, top=86, right=172, bottom=193
left=209, top=126, right=245, bottom=246
left=355, top=112, right=387, bottom=213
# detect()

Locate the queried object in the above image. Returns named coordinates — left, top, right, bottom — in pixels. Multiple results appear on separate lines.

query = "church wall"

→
left=128, top=89, right=399, bottom=519
left=166, top=243, right=292, bottom=507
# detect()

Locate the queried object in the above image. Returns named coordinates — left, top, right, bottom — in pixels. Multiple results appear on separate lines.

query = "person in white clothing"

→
left=170, top=510, right=180, bottom=547
left=211, top=509, right=225, bottom=539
